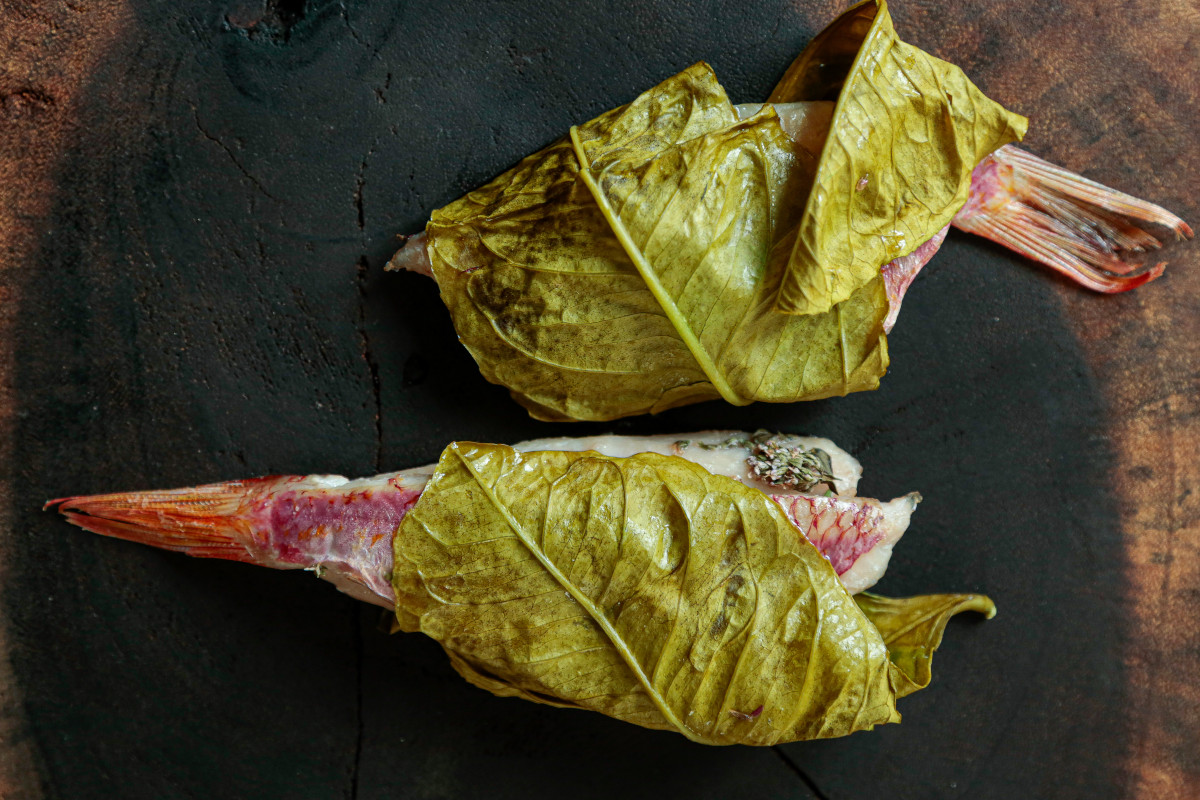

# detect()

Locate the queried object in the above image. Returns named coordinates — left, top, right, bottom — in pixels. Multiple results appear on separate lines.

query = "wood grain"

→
left=1, top=1, right=1196, bottom=798
left=0, top=3, right=134, bottom=796
left=897, top=2, right=1200, bottom=794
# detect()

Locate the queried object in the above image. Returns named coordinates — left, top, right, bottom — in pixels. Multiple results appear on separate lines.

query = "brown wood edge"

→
left=889, top=0, right=1200, bottom=790
left=1065, top=259, right=1200, bottom=798
left=0, top=2, right=1197, bottom=797
left=0, top=3, right=133, bottom=796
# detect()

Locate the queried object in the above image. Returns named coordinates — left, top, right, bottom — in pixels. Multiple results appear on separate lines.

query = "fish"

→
left=47, top=431, right=980, bottom=745
left=381, top=0, right=1192, bottom=423
left=390, top=105, right=1192, bottom=326
left=47, top=431, right=911, bottom=604
left=751, top=101, right=1193, bottom=322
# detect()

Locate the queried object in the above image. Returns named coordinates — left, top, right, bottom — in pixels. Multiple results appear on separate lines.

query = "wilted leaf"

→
left=854, top=591, right=997, bottom=698
left=428, top=65, right=889, bottom=420
left=768, top=0, right=1028, bottom=315
left=392, top=443, right=993, bottom=744
left=422, top=0, right=1022, bottom=420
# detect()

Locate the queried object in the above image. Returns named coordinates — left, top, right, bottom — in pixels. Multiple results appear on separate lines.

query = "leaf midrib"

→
left=453, top=446, right=703, bottom=743
left=568, top=125, right=748, bottom=407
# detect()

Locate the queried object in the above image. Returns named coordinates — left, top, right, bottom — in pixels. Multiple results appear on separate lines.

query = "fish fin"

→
left=46, top=480, right=270, bottom=563
left=953, top=145, right=1192, bottom=293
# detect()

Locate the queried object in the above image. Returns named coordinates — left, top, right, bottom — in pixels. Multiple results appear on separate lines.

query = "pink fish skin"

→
left=774, top=494, right=887, bottom=575
left=772, top=491, right=919, bottom=595
left=880, top=225, right=949, bottom=333
left=46, top=472, right=426, bottom=608
left=48, top=436, right=913, bottom=601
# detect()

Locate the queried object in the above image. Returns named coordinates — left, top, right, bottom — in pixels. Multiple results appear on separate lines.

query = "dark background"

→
left=3, top=1, right=1198, bottom=798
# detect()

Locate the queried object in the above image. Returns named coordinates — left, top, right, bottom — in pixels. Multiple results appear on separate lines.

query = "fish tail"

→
left=953, top=145, right=1192, bottom=293
left=46, top=479, right=275, bottom=564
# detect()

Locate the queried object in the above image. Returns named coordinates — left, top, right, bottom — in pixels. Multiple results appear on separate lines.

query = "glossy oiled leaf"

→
left=427, top=64, right=889, bottom=421
left=768, top=0, right=1028, bottom=315
left=854, top=591, right=997, bottom=698
left=393, top=442, right=908, bottom=744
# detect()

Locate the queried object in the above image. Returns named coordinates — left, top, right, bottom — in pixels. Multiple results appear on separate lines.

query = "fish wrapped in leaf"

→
left=389, top=0, right=1190, bottom=422
left=50, top=431, right=992, bottom=745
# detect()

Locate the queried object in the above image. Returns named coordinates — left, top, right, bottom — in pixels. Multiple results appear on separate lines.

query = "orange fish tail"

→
left=46, top=479, right=275, bottom=564
left=954, top=145, right=1192, bottom=293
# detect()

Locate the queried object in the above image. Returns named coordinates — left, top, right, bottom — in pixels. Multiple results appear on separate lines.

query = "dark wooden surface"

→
left=2, top=1, right=1198, bottom=798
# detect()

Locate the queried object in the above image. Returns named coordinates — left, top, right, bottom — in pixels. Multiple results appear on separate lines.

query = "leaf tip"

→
left=978, top=596, right=998, bottom=621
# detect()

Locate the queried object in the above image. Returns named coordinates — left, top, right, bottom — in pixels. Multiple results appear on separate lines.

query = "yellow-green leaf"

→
left=426, top=130, right=720, bottom=422
left=854, top=591, right=997, bottom=698
left=769, top=0, right=1028, bottom=315
left=420, top=1, right=1023, bottom=420
left=392, top=443, right=991, bottom=744
left=427, top=64, right=889, bottom=421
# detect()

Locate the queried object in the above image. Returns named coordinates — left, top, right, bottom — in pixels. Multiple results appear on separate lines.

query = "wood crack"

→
left=353, top=140, right=382, bottom=472
left=771, top=746, right=831, bottom=800
left=356, top=257, right=383, bottom=472
left=339, top=2, right=380, bottom=60
left=191, top=107, right=279, bottom=202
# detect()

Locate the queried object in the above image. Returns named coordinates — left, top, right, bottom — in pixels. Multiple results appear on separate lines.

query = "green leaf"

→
left=394, top=442, right=905, bottom=744
left=421, top=1, right=1023, bottom=419
left=426, top=128, right=721, bottom=422
left=768, top=0, right=1028, bottom=315
left=854, top=591, right=997, bottom=698
left=427, top=64, right=889, bottom=421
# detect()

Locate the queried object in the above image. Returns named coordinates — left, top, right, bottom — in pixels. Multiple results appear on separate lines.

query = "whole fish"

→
left=383, top=0, right=1191, bottom=422
left=48, top=431, right=985, bottom=745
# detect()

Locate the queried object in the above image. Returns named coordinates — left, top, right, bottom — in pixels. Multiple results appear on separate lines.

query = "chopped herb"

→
left=679, top=429, right=775, bottom=451
left=747, top=436, right=838, bottom=493
left=677, top=431, right=839, bottom=492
